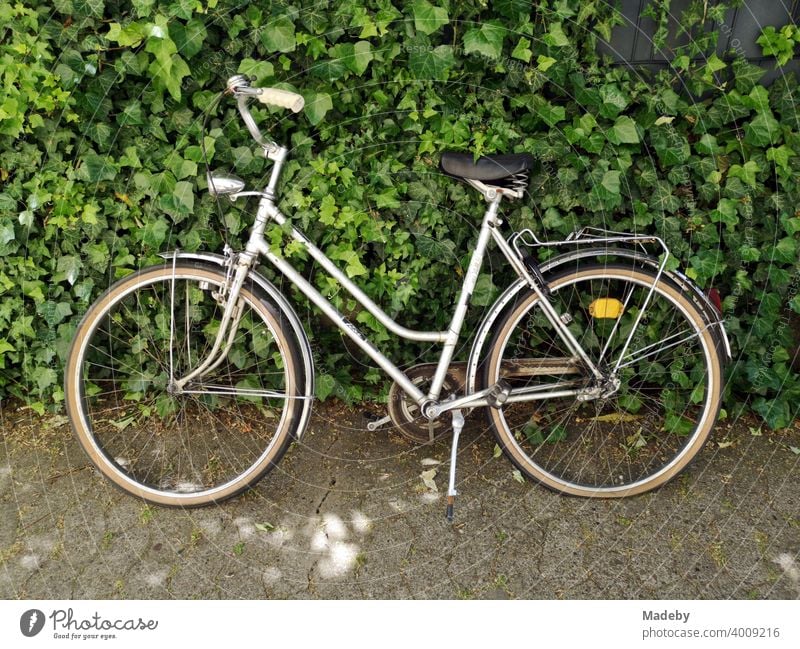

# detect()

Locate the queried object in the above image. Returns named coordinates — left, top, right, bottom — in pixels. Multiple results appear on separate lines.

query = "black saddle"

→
left=439, top=151, right=535, bottom=181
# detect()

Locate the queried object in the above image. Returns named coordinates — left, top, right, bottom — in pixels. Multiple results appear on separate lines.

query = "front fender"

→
left=465, top=248, right=732, bottom=395
left=159, top=250, right=315, bottom=437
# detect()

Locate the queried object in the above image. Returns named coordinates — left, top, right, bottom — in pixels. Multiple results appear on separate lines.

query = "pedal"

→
left=486, top=379, right=511, bottom=409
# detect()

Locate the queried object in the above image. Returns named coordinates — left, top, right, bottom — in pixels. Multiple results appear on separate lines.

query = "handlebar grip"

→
left=257, top=87, right=305, bottom=113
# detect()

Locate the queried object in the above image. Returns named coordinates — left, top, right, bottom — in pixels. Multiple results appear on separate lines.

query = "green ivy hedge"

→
left=2, top=0, right=799, bottom=428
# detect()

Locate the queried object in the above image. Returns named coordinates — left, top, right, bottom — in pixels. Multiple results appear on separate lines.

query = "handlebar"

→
left=256, top=87, right=304, bottom=112
left=225, top=74, right=304, bottom=153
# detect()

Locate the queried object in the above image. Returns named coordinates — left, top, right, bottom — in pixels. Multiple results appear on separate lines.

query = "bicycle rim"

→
left=485, top=264, right=723, bottom=497
left=65, top=264, right=301, bottom=506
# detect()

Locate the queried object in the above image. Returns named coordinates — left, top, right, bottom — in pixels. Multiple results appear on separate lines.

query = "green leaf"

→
left=752, top=397, right=792, bottom=430
left=536, top=55, right=556, bottom=71
left=32, top=367, right=57, bottom=393
left=141, top=217, right=168, bottom=248
left=412, top=0, right=449, bottom=36
left=331, top=41, right=374, bottom=76
left=601, top=170, right=621, bottom=194
left=537, top=102, right=565, bottom=127
left=709, top=198, right=739, bottom=229
left=56, top=255, right=81, bottom=286
left=773, top=237, right=797, bottom=264
left=316, top=374, right=336, bottom=401
left=463, top=21, right=505, bottom=60
left=766, top=144, right=793, bottom=173
left=511, top=37, right=532, bottom=62
left=174, top=181, right=194, bottom=213
left=350, top=41, right=373, bottom=75
left=408, top=45, right=455, bottom=79
left=78, top=154, right=117, bottom=182
left=254, top=522, right=275, bottom=532
left=237, top=59, right=274, bottom=83
left=598, top=84, right=629, bottom=119
left=542, top=22, right=570, bottom=47
left=471, top=273, right=496, bottom=307
left=607, top=115, right=639, bottom=145
left=260, top=15, right=296, bottom=53
left=732, top=58, right=766, bottom=94
left=744, top=111, right=781, bottom=147
left=650, top=127, right=690, bottom=167
left=107, top=22, right=146, bottom=47
left=727, top=160, right=758, bottom=188
left=303, top=91, right=333, bottom=125
left=695, top=134, right=720, bottom=154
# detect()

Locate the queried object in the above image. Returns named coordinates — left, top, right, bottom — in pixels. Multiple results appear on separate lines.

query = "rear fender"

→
left=465, top=248, right=732, bottom=395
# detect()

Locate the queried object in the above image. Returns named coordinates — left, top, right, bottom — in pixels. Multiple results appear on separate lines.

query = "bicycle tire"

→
left=65, top=261, right=305, bottom=506
left=482, top=262, right=724, bottom=497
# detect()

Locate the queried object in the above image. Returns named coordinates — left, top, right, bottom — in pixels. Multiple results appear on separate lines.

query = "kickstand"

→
left=446, top=409, right=465, bottom=522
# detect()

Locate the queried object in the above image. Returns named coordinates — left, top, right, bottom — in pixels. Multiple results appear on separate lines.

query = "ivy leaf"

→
left=238, top=59, right=274, bottom=83
left=471, top=273, right=496, bottom=307
left=333, top=41, right=373, bottom=75
left=174, top=181, right=194, bottom=213
left=316, top=374, right=336, bottom=401
left=38, top=301, right=72, bottom=327
left=141, top=217, right=168, bottom=248
left=78, top=154, right=117, bottom=182
left=412, top=0, right=449, bottom=36
left=511, top=37, right=532, bottom=62
left=303, top=91, right=333, bottom=125
left=463, top=21, right=505, bottom=60
left=773, top=237, right=797, bottom=264
left=607, top=115, right=639, bottom=144
left=536, top=101, right=565, bottom=127
left=32, top=367, right=57, bottom=393
left=695, top=134, right=720, bottom=154
left=727, top=160, right=758, bottom=188
left=709, top=198, right=739, bottom=230
left=766, top=144, right=793, bottom=173
left=601, top=170, right=621, bottom=194
left=350, top=41, right=373, bottom=75
left=752, top=397, right=792, bottom=430
left=56, top=255, right=81, bottom=286
left=107, top=22, right=146, bottom=47
left=260, top=15, right=296, bottom=53
left=650, top=127, right=690, bottom=166
left=732, top=58, right=766, bottom=94
left=542, top=22, right=570, bottom=47
left=409, top=44, right=455, bottom=79
left=744, top=111, right=781, bottom=147
left=536, top=55, right=556, bottom=71
left=598, top=84, right=629, bottom=119
left=689, top=250, right=724, bottom=283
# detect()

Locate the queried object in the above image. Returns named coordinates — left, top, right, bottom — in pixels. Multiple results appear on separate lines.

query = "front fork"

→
left=168, top=248, right=254, bottom=393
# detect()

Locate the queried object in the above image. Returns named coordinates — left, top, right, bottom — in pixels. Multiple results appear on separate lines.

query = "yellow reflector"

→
left=588, top=298, right=625, bottom=319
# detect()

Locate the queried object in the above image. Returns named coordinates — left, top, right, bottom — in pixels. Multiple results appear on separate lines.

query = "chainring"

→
left=387, top=363, right=463, bottom=444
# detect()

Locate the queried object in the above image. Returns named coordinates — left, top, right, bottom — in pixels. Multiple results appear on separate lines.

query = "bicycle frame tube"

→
left=212, top=148, right=605, bottom=410
left=247, top=189, right=504, bottom=405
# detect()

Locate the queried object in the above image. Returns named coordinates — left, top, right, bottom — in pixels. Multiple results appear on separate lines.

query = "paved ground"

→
left=1, top=401, right=799, bottom=600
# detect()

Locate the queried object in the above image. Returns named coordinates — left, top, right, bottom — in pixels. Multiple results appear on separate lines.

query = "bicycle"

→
left=64, top=75, right=731, bottom=519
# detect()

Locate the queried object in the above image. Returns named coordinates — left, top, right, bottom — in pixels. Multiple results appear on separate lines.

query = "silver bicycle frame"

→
left=201, top=145, right=609, bottom=412
left=182, top=91, right=672, bottom=414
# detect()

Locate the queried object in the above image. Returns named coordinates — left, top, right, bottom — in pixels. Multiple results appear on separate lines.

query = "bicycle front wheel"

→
left=65, top=262, right=305, bottom=506
left=483, top=262, right=724, bottom=497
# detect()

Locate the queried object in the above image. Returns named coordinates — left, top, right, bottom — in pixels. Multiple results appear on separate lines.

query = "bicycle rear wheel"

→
left=482, top=262, right=724, bottom=497
left=65, top=262, right=305, bottom=506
